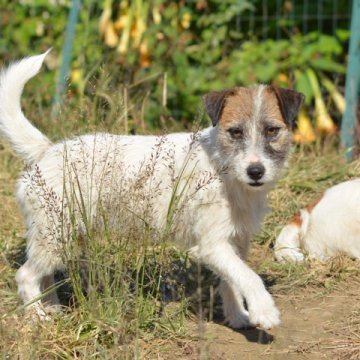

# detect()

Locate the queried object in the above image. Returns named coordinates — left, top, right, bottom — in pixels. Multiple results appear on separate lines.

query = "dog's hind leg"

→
left=16, top=260, right=58, bottom=319
left=15, top=173, right=65, bottom=318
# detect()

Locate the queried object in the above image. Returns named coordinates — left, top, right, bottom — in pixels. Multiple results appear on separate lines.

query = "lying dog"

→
left=274, top=179, right=360, bottom=262
left=0, top=51, right=303, bottom=329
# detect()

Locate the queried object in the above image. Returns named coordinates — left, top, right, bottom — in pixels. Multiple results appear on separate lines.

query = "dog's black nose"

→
left=247, top=163, right=265, bottom=181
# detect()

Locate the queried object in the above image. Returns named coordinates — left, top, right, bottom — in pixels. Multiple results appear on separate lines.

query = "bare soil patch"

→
left=147, top=268, right=360, bottom=360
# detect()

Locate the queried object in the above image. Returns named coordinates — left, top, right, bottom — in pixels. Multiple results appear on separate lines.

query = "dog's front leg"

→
left=219, top=279, right=250, bottom=328
left=200, top=241, right=280, bottom=329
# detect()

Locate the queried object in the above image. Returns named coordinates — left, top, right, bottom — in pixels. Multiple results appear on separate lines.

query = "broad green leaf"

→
left=310, top=58, right=346, bottom=74
left=318, top=35, right=342, bottom=55
left=336, top=29, right=350, bottom=42
left=294, top=70, right=313, bottom=105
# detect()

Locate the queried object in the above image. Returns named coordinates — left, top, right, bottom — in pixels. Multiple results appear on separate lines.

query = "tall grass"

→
left=2, top=112, right=222, bottom=359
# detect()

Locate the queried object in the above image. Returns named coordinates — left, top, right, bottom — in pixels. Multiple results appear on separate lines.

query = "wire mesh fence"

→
left=236, top=0, right=352, bottom=39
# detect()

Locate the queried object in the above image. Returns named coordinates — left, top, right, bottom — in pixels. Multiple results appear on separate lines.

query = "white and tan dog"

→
left=0, top=52, right=304, bottom=329
left=274, top=179, right=360, bottom=262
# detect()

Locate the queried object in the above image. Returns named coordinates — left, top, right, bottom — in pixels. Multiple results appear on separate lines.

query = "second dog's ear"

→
left=203, top=89, right=235, bottom=126
left=270, top=86, right=305, bottom=129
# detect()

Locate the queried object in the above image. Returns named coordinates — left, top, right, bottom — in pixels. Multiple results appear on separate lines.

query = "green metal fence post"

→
left=340, top=0, right=360, bottom=160
left=51, top=0, right=82, bottom=119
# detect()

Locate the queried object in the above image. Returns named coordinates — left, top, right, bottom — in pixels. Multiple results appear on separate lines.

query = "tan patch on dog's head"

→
left=262, top=87, right=287, bottom=124
left=268, top=86, right=305, bottom=129
left=203, top=85, right=304, bottom=129
left=218, top=87, right=255, bottom=127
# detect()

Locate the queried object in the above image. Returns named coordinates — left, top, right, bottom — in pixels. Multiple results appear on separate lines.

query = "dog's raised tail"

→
left=0, top=50, right=52, bottom=164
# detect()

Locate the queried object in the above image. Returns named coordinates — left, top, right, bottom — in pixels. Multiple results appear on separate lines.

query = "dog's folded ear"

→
left=270, top=86, right=305, bottom=129
left=203, top=89, right=235, bottom=126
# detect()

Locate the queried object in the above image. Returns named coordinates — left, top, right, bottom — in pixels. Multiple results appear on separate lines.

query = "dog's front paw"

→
left=248, top=295, right=281, bottom=329
left=220, top=280, right=252, bottom=329
left=274, top=247, right=305, bottom=263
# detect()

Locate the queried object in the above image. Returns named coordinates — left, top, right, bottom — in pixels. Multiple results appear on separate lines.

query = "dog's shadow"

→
left=230, top=327, right=274, bottom=344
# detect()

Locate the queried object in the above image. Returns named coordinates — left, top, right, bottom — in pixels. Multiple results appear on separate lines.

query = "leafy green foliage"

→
left=0, top=1, right=349, bottom=133
left=227, top=32, right=347, bottom=98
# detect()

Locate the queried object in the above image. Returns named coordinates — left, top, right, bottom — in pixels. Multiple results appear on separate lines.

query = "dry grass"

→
left=327, top=299, right=360, bottom=360
left=1, top=135, right=360, bottom=358
left=1, top=79, right=360, bottom=357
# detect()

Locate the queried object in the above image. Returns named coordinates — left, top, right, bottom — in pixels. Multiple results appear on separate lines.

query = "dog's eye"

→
left=228, top=127, right=244, bottom=139
left=265, top=127, right=280, bottom=138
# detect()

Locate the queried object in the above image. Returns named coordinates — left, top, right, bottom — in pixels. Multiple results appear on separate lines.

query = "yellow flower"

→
left=181, top=13, right=191, bottom=29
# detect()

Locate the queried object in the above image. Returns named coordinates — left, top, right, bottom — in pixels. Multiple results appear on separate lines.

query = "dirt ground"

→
left=203, top=286, right=355, bottom=359
left=147, top=241, right=360, bottom=360
left=151, top=277, right=360, bottom=360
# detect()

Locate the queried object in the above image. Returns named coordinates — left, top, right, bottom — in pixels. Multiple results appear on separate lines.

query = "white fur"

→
left=253, top=85, right=265, bottom=119
left=0, top=52, right=283, bottom=329
left=232, top=85, right=281, bottom=187
left=0, top=50, right=52, bottom=164
left=273, top=223, right=305, bottom=262
left=274, top=179, right=360, bottom=262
